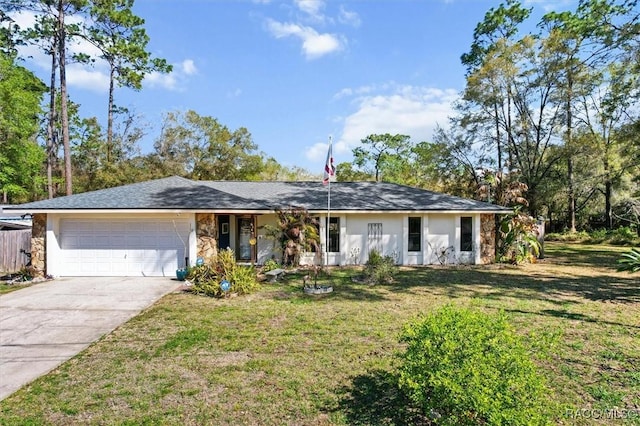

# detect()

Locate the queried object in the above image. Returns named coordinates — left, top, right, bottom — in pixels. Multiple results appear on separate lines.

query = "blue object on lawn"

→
left=220, top=279, right=230, bottom=292
left=176, top=268, right=187, bottom=281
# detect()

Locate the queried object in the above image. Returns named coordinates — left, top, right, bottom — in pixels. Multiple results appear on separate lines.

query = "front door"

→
left=236, top=217, right=254, bottom=262
left=218, top=215, right=230, bottom=250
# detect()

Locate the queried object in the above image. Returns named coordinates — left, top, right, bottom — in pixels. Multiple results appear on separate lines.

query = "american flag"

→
left=323, top=142, right=335, bottom=185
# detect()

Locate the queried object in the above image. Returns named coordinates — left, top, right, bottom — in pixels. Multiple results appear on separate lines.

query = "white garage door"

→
left=59, top=218, right=190, bottom=276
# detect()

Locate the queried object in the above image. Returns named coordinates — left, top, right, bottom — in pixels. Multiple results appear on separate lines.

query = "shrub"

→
left=398, top=305, right=550, bottom=425
left=545, top=228, right=638, bottom=245
left=362, top=249, right=397, bottom=284
left=588, top=228, right=608, bottom=243
left=544, top=231, right=589, bottom=242
left=609, top=226, right=637, bottom=245
left=618, top=247, right=640, bottom=273
left=261, top=258, right=280, bottom=273
left=188, top=248, right=260, bottom=297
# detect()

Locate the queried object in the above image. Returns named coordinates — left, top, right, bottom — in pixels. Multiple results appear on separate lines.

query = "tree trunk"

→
left=47, top=46, right=57, bottom=199
left=107, top=63, right=115, bottom=164
left=493, top=100, right=504, bottom=201
left=604, top=171, right=613, bottom=229
left=57, top=0, right=72, bottom=196
left=494, top=101, right=502, bottom=171
left=603, top=136, right=613, bottom=230
left=566, top=74, right=576, bottom=232
left=568, top=156, right=576, bottom=231
left=506, top=87, right=515, bottom=171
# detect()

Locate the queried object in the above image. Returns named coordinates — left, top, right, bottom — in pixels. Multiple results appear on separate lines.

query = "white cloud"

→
left=523, top=0, right=576, bottom=11
left=144, top=71, right=178, bottom=90
left=227, top=88, right=243, bottom=98
left=302, top=32, right=343, bottom=59
left=294, top=0, right=325, bottom=21
left=266, top=18, right=343, bottom=59
left=305, top=85, right=459, bottom=162
left=306, top=141, right=332, bottom=163
left=66, top=64, right=110, bottom=92
left=181, top=59, right=198, bottom=75
left=338, top=5, right=361, bottom=27
left=333, top=83, right=390, bottom=100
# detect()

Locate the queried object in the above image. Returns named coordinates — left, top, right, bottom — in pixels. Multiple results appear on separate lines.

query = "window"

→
left=461, top=216, right=473, bottom=252
left=408, top=217, right=421, bottom=252
left=368, top=223, right=383, bottom=254
left=326, top=217, right=340, bottom=252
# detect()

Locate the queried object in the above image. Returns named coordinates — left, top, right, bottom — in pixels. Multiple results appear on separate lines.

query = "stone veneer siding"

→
left=196, top=213, right=217, bottom=262
left=31, top=213, right=46, bottom=277
left=480, top=214, right=496, bottom=264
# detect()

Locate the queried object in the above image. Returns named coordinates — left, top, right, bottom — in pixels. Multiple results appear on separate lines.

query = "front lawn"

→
left=0, top=242, right=638, bottom=425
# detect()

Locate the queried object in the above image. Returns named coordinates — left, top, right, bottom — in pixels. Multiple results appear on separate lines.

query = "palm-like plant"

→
left=497, top=206, right=541, bottom=264
left=618, top=247, right=640, bottom=273
left=262, top=207, right=320, bottom=266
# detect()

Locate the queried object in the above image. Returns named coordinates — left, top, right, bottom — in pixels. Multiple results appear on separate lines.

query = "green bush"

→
left=545, top=231, right=590, bottom=242
left=609, top=226, right=637, bottom=245
left=261, top=258, right=280, bottom=273
left=398, top=305, right=550, bottom=425
left=588, top=228, right=608, bottom=243
left=545, top=228, right=638, bottom=245
left=363, top=249, right=397, bottom=284
left=188, top=248, right=260, bottom=297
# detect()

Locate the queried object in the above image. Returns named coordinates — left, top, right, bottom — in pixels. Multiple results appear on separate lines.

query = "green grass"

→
left=1, top=242, right=638, bottom=425
left=0, top=282, right=32, bottom=295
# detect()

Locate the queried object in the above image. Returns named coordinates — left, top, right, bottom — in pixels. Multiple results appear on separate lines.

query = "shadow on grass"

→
left=544, top=243, right=628, bottom=268
left=261, top=244, right=639, bottom=305
left=390, top=267, right=640, bottom=304
left=338, top=369, right=429, bottom=426
left=263, top=266, right=639, bottom=306
left=264, top=272, right=391, bottom=303
left=504, top=308, right=640, bottom=329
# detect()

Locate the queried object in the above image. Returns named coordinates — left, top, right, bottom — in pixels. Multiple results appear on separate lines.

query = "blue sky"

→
left=12, top=0, right=575, bottom=173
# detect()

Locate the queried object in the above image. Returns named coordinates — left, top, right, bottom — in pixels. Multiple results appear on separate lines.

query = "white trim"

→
left=188, top=216, right=197, bottom=267
left=474, top=215, right=482, bottom=264
left=423, top=214, right=429, bottom=264
left=310, top=209, right=508, bottom=215
left=402, top=216, right=409, bottom=265
left=10, top=208, right=511, bottom=215
left=10, top=209, right=270, bottom=215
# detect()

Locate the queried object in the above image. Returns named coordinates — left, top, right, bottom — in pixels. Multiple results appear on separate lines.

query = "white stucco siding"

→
left=426, top=214, right=456, bottom=264
left=474, top=215, right=482, bottom=264
left=256, top=214, right=279, bottom=264
left=47, top=213, right=196, bottom=277
left=344, top=214, right=403, bottom=265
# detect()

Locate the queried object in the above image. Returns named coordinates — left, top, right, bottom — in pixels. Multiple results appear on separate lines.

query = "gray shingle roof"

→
left=6, top=176, right=510, bottom=213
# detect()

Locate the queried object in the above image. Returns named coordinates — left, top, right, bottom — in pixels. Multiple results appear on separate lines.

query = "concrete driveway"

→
left=0, top=277, right=180, bottom=401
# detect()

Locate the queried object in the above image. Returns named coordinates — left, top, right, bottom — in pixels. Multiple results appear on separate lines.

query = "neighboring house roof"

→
left=0, top=218, right=32, bottom=230
left=5, top=176, right=512, bottom=213
left=0, top=207, right=33, bottom=229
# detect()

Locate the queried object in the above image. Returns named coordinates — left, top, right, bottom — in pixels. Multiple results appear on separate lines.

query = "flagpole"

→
left=326, top=136, right=332, bottom=268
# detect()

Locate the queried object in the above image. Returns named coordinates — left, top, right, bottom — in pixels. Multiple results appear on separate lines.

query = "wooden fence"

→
left=0, top=230, right=31, bottom=274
